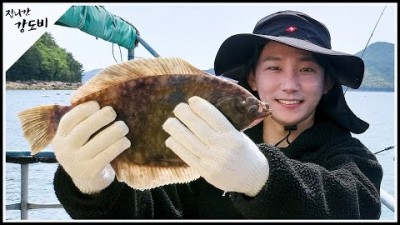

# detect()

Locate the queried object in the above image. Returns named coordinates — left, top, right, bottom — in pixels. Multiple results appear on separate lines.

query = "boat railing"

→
left=5, top=151, right=64, bottom=220
left=5, top=150, right=396, bottom=220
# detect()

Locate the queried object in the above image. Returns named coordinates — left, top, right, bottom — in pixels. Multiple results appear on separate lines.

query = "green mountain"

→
left=355, top=41, right=394, bottom=91
left=82, top=68, right=102, bottom=83
left=6, top=32, right=83, bottom=83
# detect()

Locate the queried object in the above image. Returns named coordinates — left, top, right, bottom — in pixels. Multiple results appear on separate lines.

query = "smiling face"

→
left=247, top=41, right=331, bottom=130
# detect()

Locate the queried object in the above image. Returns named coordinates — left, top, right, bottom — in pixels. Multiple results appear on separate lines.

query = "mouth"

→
left=276, top=99, right=303, bottom=105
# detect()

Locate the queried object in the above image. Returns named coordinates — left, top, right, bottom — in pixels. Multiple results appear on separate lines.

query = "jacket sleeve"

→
left=229, top=139, right=383, bottom=219
left=53, top=165, right=184, bottom=219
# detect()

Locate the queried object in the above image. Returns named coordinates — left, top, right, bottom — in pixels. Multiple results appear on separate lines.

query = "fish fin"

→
left=17, top=105, right=70, bottom=155
left=112, top=162, right=200, bottom=190
left=71, top=57, right=205, bottom=103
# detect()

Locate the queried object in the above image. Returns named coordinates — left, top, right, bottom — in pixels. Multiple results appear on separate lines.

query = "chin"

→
left=274, top=116, right=301, bottom=125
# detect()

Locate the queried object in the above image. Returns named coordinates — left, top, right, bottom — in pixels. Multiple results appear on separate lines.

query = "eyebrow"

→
left=261, top=55, right=317, bottom=62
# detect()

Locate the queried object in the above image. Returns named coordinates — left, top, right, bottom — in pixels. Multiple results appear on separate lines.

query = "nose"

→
left=280, top=69, right=300, bottom=92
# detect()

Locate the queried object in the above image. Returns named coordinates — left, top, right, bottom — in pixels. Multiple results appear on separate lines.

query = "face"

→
left=247, top=41, right=330, bottom=128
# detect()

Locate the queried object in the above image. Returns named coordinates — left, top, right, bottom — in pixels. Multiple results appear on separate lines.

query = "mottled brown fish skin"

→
left=72, top=73, right=270, bottom=169
left=17, top=57, right=270, bottom=190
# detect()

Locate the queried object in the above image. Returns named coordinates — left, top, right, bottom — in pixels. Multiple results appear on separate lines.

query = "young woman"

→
left=52, top=10, right=382, bottom=219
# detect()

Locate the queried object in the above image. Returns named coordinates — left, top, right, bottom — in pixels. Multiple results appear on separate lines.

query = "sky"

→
left=3, top=2, right=397, bottom=73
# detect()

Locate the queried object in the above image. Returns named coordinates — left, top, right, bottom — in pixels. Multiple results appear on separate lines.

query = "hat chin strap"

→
left=271, top=116, right=298, bottom=147
left=274, top=125, right=298, bottom=147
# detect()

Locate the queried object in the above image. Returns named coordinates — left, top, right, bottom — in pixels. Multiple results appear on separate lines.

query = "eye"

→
left=299, top=67, right=315, bottom=73
left=267, top=66, right=281, bottom=71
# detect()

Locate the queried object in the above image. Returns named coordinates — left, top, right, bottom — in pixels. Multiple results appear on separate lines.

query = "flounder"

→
left=18, top=57, right=271, bottom=190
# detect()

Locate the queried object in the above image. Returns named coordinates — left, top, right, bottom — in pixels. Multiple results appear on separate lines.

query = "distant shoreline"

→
left=5, top=81, right=81, bottom=90
left=5, top=81, right=394, bottom=92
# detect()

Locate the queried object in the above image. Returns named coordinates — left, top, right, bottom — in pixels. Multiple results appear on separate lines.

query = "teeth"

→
left=278, top=99, right=300, bottom=105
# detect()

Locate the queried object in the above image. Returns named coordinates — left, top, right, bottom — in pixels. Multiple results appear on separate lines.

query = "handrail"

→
left=380, top=188, right=395, bottom=212
left=6, top=151, right=63, bottom=220
left=5, top=150, right=396, bottom=220
left=6, top=151, right=58, bottom=163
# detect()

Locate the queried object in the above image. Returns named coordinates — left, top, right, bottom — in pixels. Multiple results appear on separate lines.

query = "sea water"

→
left=3, top=90, right=396, bottom=221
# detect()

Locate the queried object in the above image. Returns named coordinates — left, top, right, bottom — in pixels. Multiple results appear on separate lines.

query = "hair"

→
left=237, top=42, right=266, bottom=99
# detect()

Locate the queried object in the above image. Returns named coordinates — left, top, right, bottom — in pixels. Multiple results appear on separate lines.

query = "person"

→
left=52, top=10, right=383, bottom=219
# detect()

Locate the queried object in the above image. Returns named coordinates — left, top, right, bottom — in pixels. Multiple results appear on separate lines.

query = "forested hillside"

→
left=356, top=42, right=394, bottom=91
left=6, top=32, right=83, bottom=83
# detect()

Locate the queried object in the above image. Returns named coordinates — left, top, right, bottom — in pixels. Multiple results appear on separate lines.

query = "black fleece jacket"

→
left=53, top=120, right=383, bottom=219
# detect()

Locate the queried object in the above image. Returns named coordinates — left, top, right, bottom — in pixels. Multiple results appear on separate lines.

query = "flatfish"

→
left=18, top=57, right=271, bottom=190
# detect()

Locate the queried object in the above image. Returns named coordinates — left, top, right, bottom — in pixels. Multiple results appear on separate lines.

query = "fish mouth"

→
left=241, top=97, right=271, bottom=131
left=246, top=97, right=271, bottom=119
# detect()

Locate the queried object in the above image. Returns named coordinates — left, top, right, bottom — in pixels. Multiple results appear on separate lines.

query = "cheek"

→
left=300, top=74, right=325, bottom=91
left=255, top=75, right=279, bottom=91
left=254, top=77, right=276, bottom=101
left=304, top=80, right=326, bottom=102
left=314, top=77, right=327, bottom=94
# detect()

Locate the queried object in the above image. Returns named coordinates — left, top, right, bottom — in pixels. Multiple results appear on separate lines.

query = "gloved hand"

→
left=162, top=96, right=269, bottom=197
left=51, top=101, right=131, bottom=194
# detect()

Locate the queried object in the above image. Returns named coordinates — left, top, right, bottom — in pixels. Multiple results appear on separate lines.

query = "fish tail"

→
left=17, top=104, right=71, bottom=155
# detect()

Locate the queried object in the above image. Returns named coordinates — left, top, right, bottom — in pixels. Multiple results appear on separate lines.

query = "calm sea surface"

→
left=4, top=90, right=397, bottom=221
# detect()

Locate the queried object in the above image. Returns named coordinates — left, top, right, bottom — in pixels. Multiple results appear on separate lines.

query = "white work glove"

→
left=52, top=101, right=131, bottom=194
left=162, top=96, right=269, bottom=197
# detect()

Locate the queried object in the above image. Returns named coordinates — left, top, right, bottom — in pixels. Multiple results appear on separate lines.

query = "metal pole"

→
left=21, top=164, right=29, bottom=219
left=128, top=48, right=135, bottom=60
left=136, top=35, right=160, bottom=57
left=381, top=188, right=395, bottom=212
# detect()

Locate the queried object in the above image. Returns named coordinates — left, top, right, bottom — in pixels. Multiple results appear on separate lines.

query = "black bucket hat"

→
left=214, top=10, right=369, bottom=134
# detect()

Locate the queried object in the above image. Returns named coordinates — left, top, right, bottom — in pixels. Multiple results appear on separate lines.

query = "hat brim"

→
left=214, top=34, right=364, bottom=89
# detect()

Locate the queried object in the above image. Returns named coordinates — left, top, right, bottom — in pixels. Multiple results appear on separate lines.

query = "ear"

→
left=247, top=72, right=257, bottom=91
